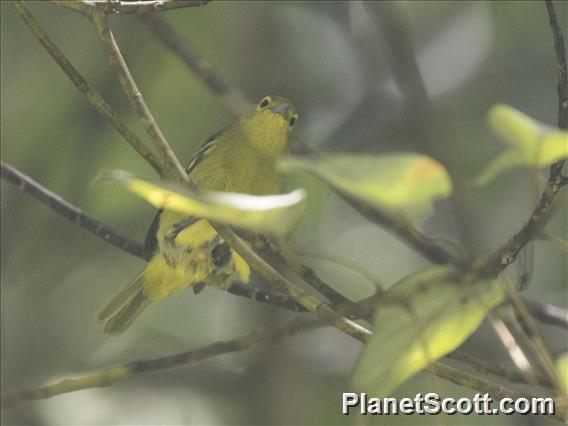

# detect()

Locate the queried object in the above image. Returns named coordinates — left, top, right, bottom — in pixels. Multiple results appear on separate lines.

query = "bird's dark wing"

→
left=144, top=209, right=163, bottom=258
left=185, top=126, right=226, bottom=175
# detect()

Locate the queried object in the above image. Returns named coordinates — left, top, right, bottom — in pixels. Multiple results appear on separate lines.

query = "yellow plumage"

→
left=99, top=95, right=298, bottom=334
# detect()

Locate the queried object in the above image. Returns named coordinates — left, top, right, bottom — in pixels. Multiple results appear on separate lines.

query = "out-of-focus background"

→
left=1, top=1, right=566, bottom=424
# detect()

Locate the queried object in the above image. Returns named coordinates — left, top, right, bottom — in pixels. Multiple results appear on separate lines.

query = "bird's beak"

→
left=270, top=103, right=290, bottom=119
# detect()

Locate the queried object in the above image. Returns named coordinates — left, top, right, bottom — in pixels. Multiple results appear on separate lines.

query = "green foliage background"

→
left=1, top=1, right=566, bottom=424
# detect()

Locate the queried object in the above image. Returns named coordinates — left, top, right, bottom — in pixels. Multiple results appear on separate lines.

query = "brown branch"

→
left=97, top=0, right=210, bottom=14
left=1, top=317, right=324, bottom=409
left=217, top=227, right=372, bottom=342
left=475, top=1, right=567, bottom=278
left=447, top=349, right=553, bottom=388
left=546, top=0, right=568, bottom=130
left=1, top=161, right=146, bottom=259
left=90, top=8, right=187, bottom=181
left=252, top=235, right=354, bottom=306
left=12, top=1, right=163, bottom=174
left=225, top=282, right=307, bottom=313
left=338, top=191, right=463, bottom=266
left=140, top=14, right=252, bottom=116
left=426, top=362, right=563, bottom=422
left=49, top=1, right=92, bottom=16
left=1, top=162, right=310, bottom=313
left=50, top=0, right=210, bottom=15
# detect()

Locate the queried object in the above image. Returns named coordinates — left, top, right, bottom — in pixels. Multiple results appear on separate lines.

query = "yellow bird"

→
left=99, top=95, right=298, bottom=334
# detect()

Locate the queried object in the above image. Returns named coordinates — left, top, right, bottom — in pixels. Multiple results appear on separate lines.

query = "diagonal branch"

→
left=447, top=349, right=553, bottom=388
left=140, top=14, right=252, bottom=116
left=1, top=162, right=309, bottom=313
left=1, top=161, right=145, bottom=259
left=426, top=362, right=563, bottom=422
left=12, top=1, right=163, bottom=174
left=90, top=8, right=187, bottom=181
left=339, top=191, right=463, bottom=266
left=475, top=1, right=567, bottom=278
left=546, top=0, right=568, bottom=131
left=1, top=317, right=324, bottom=409
left=50, top=0, right=210, bottom=16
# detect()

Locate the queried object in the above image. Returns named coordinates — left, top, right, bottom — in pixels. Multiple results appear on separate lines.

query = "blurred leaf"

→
left=352, top=266, right=505, bottom=396
left=475, top=104, right=568, bottom=186
left=280, top=153, right=453, bottom=223
left=102, top=171, right=305, bottom=238
left=556, top=352, right=568, bottom=393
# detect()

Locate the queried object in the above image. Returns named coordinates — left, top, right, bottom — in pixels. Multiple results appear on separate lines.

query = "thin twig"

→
left=216, top=226, right=372, bottom=342
left=546, top=0, right=568, bottom=130
left=286, top=242, right=384, bottom=291
left=447, top=350, right=553, bottom=388
left=12, top=1, right=163, bottom=174
left=140, top=14, right=252, bottom=116
left=499, top=283, right=562, bottom=390
left=475, top=1, right=567, bottom=277
left=1, top=162, right=146, bottom=259
left=226, top=282, right=307, bottom=313
left=489, top=314, right=540, bottom=390
left=90, top=8, right=187, bottom=182
left=339, top=191, right=462, bottom=265
left=253, top=236, right=355, bottom=306
left=1, top=162, right=309, bottom=313
left=50, top=0, right=210, bottom=15
left=426, top=362, right=563, bottom=422
left=524, top=299, right=568, bottom=329
left=1, top=317, right=324, bottom=409
left=475, top=184, right=565, bottom=277
left=48, top=0, right=92, bottom=17
left=538, top=232, right=568, bottom=252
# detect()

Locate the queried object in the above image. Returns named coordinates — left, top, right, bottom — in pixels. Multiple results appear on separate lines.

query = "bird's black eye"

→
left=259, top=97, right=270, bottom=109
left=289, top=115, right=297, bottom=128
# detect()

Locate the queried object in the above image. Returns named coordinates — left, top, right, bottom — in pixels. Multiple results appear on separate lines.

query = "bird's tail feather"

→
left=98, top=270, right=150, bottom=335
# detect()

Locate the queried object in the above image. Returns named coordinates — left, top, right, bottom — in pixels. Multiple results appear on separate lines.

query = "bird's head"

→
left=240, top=95, right=298, bottom=156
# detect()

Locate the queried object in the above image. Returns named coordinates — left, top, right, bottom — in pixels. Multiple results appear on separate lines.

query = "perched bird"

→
left=99, top=96, right=298, bottom=334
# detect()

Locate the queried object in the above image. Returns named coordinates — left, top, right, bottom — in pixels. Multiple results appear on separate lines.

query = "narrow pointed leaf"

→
left=280, top=153, right=452, bottom=223
left=102, top=171, right=305, bottom=237
left=476, top=104, right=568, bottom=186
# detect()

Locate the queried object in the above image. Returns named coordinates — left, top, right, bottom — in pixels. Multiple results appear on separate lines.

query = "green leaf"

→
left=279, top=153, right=452, bottom=223
left=556, top=352, right=568, bottom=393
left=102, top=171, right=305, bottom=238
left=352, top=266, right=505, bottom=396
left=475, top=104, right=568, bottom=186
